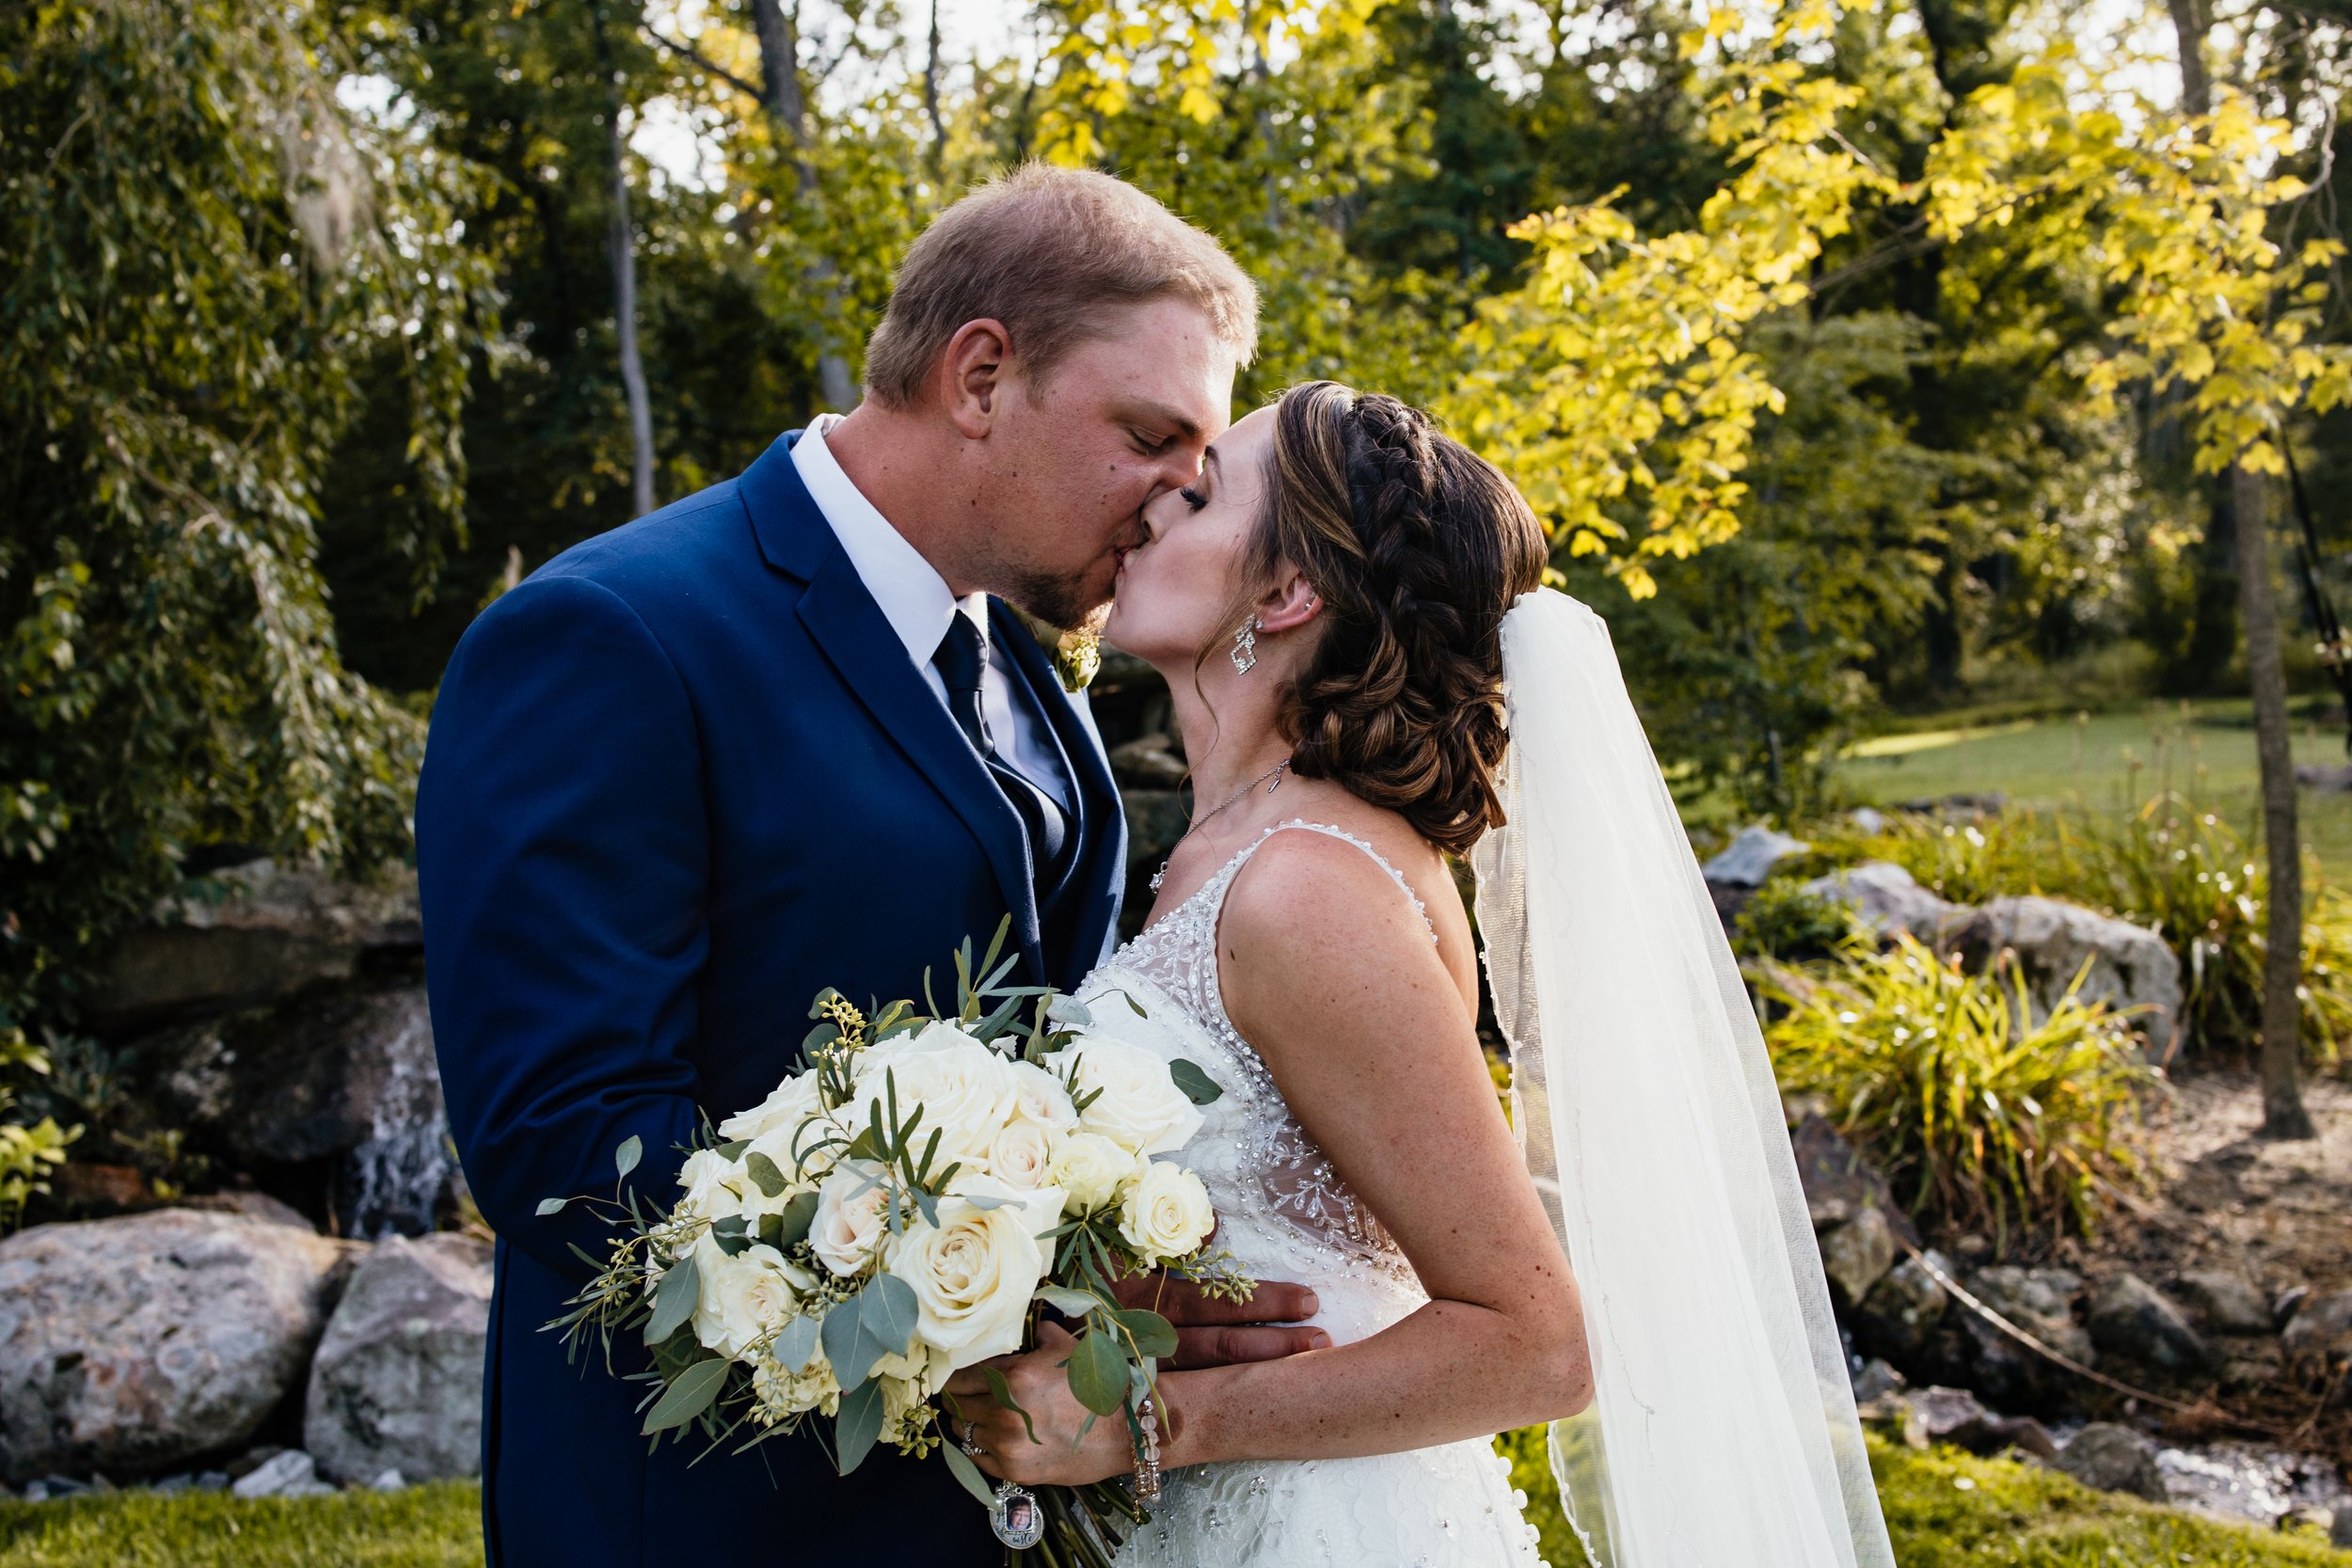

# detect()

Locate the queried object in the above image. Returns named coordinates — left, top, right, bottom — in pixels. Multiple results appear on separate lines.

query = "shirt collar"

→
left=792, top=413, right=988, bottom=667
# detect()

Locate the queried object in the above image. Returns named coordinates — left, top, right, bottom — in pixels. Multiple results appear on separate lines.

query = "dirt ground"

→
left=2108, top=1069, right=2352, bottom=1300
left=2068, top=1069, right=2352, bottom=1463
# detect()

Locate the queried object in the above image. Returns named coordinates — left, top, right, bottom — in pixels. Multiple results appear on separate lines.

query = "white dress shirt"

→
left=792, top=415, right=1072, bottom=811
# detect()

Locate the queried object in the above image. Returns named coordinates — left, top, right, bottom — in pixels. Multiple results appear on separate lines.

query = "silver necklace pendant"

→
left=989, top=1481, right=1045, bottom=1548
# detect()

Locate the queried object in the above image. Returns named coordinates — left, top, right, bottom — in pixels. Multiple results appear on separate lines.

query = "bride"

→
left=946, top=382, right=1895, bottom=1568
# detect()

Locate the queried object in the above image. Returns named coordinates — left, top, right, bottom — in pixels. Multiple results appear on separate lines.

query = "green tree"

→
left=1, top=0, right=490, bottom=1022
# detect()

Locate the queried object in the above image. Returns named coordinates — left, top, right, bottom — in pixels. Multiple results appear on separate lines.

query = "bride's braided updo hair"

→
left=1241, top=381, right=1547, bottom=855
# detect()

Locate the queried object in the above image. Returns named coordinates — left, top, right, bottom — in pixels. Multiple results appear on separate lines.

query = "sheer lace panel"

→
left=1108, top=822, right=1435, bottom=1279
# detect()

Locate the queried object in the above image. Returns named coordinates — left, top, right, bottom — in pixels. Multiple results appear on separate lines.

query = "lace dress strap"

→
left=1207, top=819, right=1438, bottom=945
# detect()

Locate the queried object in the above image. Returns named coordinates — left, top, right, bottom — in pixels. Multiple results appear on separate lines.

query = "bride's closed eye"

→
left=1179, top=485, right=1208, bottom=512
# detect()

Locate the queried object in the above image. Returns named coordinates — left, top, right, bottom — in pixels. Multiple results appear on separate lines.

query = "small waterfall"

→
left=343, top=990, right=454, bottom=1239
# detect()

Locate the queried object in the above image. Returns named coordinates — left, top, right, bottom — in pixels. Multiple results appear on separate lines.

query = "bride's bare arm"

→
left=948, top=829, right=1591, bottom=1483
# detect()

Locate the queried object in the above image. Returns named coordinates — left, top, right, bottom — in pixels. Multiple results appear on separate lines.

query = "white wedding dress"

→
left=1076, top=819, right=1549, bottom=1568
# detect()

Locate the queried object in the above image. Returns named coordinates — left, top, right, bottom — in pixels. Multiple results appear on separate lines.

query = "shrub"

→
left=0, top=1022, right=78, bottom=1233
left=1756, top=935, right=2156, bottom=1248
left=1733, top=878, right=1863, bottom=959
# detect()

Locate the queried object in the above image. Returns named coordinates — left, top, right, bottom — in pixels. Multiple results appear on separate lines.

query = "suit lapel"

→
left=746, top=438, right=1046, bottom=982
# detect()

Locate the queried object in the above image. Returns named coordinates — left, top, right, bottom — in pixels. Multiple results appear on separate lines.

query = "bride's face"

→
left=1103, top=405, right=1278, bottom=665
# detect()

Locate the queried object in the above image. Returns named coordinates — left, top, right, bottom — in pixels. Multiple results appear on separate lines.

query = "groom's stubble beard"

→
left=1002, top=565, right=1109, bottom=634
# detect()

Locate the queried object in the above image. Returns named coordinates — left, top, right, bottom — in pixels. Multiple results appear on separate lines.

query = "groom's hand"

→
left=1115, top=1272, right=1330, bottom=1369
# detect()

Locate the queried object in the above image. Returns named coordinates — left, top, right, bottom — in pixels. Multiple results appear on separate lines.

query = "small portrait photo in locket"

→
left=990, top=1483, right=1045, bottom=1549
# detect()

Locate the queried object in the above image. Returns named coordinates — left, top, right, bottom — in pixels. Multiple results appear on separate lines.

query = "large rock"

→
left=1702, top=825, right=1811, bottom=889
left=87, top=860, right=419, bottom=1031
left=2281, top=1290, right=2352, bottom=1379
left=1799, top=862, right=1964, bottom=942
left=2088, top=1272, right=2210, bottom=1376
left=1942, top=895, right=2183, bottom=1061
left=1855, top=1251, right=1952, bottom=1362
left=0, top=1211, right=356, bottom=1482
left=1961, top=1266, right=2093, bottom=1406
left=304, top=1234, right=492, bottom=1484
left=2055, top=1422, right=2167, bottom=1501
left=2173, top=1270, right=2273, bottom=1337
left=1819, top=1206, right=1898, bottom=1311
left=142, top=985, right=451, bottom=1239
left=1891, top=1386, right=2057, bottom=1458
left=1788, top=1115, right=1916, bottom=1243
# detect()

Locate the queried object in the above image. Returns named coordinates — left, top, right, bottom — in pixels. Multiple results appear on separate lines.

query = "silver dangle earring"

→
left=1230, top=616, right=1262, bottom=674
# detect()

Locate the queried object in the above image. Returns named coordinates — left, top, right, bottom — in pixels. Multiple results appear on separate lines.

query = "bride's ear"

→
left=1255, top=566, right=1321, bottom=636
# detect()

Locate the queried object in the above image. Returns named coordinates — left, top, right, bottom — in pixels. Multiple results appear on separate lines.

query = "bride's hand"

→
left=943, top=1323, right=1140, bottom=1488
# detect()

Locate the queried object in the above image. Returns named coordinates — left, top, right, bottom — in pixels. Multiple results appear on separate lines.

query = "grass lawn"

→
left=4, top=1439, right=2345, bottom=1567
left=1831, top=699, right=2352, bottom=884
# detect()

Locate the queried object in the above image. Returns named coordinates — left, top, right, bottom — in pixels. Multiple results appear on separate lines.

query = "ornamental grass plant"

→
left=1754, top=935, right=2156, bottom=1248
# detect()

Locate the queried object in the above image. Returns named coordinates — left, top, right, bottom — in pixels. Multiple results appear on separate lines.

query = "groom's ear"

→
left=939, top=318, right=1015, bottom=437
left=1256, top=568, right=1321, bottom=636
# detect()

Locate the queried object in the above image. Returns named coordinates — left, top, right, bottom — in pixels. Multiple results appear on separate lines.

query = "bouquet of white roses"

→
left=541, top=922, right=1246, bottom=1562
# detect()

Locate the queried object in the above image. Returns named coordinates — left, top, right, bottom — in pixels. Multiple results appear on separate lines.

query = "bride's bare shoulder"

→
left=1215, top=803, right=1475, bottom=1005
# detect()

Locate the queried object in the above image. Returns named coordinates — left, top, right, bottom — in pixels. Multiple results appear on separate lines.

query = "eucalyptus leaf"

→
left=776, top=1190, right=819, bottom=1248
left=756, top=1212, right=784, bottom=1250
left=822, top=1298, right=882, bottom=1387
left=1065, top=1327, right=1129, bottom=1417
left=614, top=1134, right=643, bottom=1181
left=1035, top=1284, right=1101, bottom=1317
left=643, top=1250, right=701, bottom=1346
left=862, top=1273, right=920, bottom=1359
left=1045, top=994, right=1094, bottom=1029
left=743, top=1151, right=788, bottom=1198
left=712, top=1230, right=752, bottom=1258
left=641, top=1356, right=728, bottom=1434
left=771, top=1313, right=821, bottom=1372
left=980, top=1365, right=1039, bottom=1445
left=534, top=1196, right=567, bottom=1216
left=940, top=1434, right=997, bottom=1506
left=1114, top=1307, right=1179, bottom=1361
left=1168, top=1058, right=1223, bottom=1106
left=834, top=1378, right=886, bottom=1475
left=711, top=1139, right=751, bottom=1161
left=710, top=1214, right=748, bottom=1238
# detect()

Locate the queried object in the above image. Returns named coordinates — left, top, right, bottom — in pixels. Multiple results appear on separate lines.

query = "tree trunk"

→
left=2233, top=468, right=2318, bottom=1138
left=922, top=0, right=946, bottom=178
left=607, top=112, right=657, bottom=517
left=595, top=7, right=657, bottom=516
left=751, top=0, right=856, bottom=412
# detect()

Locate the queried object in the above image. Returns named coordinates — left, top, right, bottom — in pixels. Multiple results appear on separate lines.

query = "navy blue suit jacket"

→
left=417, top=432, right=1127, bottom=1566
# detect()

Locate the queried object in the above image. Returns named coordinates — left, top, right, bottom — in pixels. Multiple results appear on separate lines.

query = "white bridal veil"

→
left=1469, top=589, right=1896, bottom=1568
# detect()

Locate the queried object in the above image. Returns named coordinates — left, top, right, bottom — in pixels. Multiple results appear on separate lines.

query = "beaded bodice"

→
left=1080, top=821, right=1434, bottom=1315
left=1080, top=823, right=1547, bottom=1568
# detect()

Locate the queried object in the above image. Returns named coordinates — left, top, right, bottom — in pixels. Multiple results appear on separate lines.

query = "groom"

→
left=418, top=166, right=1317, bottom=1566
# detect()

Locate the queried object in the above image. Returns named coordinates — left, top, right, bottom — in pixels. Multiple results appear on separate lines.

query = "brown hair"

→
left=1244, top=382, right=1548, bottom=855
left=862, top=165, right=1259, bottom=407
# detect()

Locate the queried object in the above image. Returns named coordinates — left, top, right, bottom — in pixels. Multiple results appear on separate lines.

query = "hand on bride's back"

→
left=1117, top=1269, right=1330, bottom=1369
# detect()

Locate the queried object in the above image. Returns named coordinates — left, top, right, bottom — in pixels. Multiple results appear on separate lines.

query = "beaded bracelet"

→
left=1134, top=1393, right=1164, bottom=1504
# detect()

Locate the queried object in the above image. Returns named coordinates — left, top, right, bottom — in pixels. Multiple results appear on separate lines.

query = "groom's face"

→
left=979, top=297, right=1234, bottom=628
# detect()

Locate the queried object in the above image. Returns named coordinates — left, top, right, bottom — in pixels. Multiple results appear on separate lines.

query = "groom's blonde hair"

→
left=862, top=165, right=1257, bottom=407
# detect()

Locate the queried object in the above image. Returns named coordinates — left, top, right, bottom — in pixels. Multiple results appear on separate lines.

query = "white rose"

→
left=886, top=1177, right=1064, bottom=1370
left=1002, top=1059, right=1079, bottom=1131
left=810, top=1160, right=893, bottom=1276
left=1068, top=1037, right=1204, bottom=1155
left=853, top=1018, right=985, bottom=1083
left=716, top=1069, right=825, bottom=1142
left=983, top=1117, right=1061, bottom=1190
left=675, top=1148, right=748, bottom=1220
left=1118, top=1161, right=1215, bottom=1265
left=693, top=1241, right=813, bottom=1361
left=850, top=1041, right=1019, bottom=1174
left=1048, top=1131, right=1144, bottom=1212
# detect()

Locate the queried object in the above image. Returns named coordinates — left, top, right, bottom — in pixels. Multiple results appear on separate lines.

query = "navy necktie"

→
left=932, top=613, right=1069, bottom=882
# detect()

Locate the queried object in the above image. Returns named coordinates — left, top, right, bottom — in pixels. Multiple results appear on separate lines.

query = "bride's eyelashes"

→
left=1179, top=485, right=1208, bottom=512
